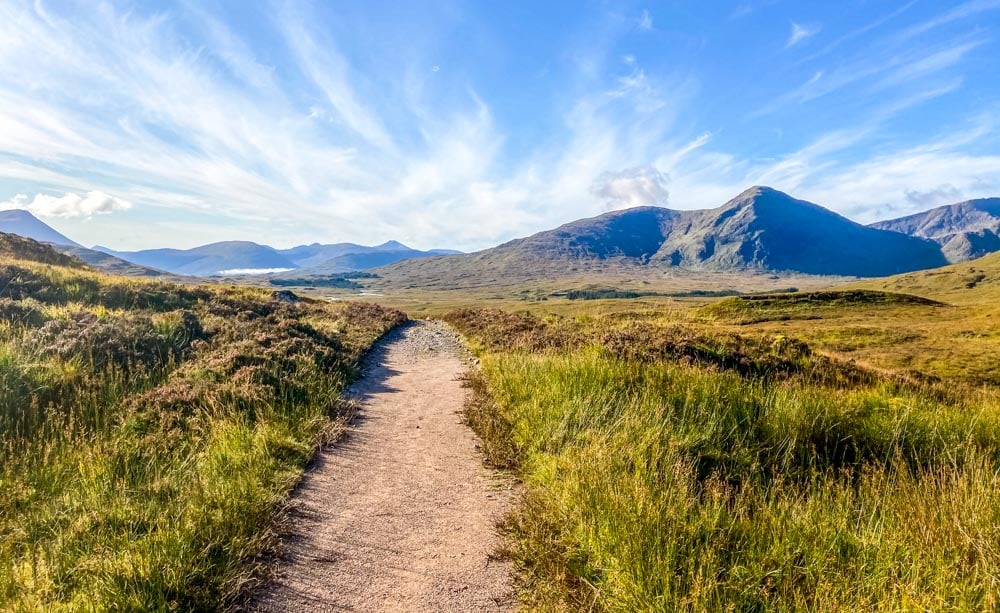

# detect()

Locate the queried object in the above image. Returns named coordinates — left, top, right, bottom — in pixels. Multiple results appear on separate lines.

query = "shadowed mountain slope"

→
left=375, top=186, right=949, bottom=288
left=653, top=187, right=947, bottom=276
left=871, top=198, right=1000, bottom=262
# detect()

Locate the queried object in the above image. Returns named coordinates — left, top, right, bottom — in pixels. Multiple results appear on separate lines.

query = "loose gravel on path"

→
left=254, top=319, right=514, bottom=612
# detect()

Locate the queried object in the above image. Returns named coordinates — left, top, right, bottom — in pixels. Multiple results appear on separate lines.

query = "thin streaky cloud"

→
left=638, top=9, right=653, bottom=31
left=896, top=0, right=1000, bottom=41
left=786, top=22, right=820, bottom=48
left=755, top=35, right=984, bottom=117
left=795, top=1, right=917, bottom=65
left=0, top=1, right=997, bottom=251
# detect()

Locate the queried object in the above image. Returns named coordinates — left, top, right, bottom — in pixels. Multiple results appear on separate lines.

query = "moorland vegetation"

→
left=0, top=234, right=405, bottom=610
left=446, top=303, right=1000, bottom=610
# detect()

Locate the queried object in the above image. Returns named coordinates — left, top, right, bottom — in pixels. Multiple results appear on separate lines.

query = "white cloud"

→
left=1, top=191, right=132, bottom=218
left=786, top=22, right=819, bottom=48
left=638, top=10, right=654, bottom=31
left=904, top=184, right=965, bottom=208
left=591, top=166, right=670, bottom=210
left=0, top=1, right=994, bottom=252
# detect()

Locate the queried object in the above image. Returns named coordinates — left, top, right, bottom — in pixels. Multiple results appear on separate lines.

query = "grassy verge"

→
left=0, top=249, right=405, bottom=610
left=447, top=308, right=1000, bottom=611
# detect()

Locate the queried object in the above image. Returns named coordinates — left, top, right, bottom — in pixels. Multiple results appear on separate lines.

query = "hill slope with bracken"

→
left=374, top=186, right=950, bottom=289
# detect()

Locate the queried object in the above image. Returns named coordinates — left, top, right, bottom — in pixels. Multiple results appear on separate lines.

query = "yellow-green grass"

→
left=449, top=308, right=1000, bottom=611
left=0, top=254, right=405, bottom=610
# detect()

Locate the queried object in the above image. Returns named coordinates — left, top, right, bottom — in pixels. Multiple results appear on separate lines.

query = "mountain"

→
left=88, top=238, right=460, bottom=278
left=870, top=198, right=1000, bottom=262
left=0, top=210, right=165, bottom=276
left=278, top=240, right=462, bottom=273
left=96, top=241, right=297, bottom=276
left=651, top=187, right=946, bottom=276
left=374, top=186, right=950, bottom=289
left=0, top=208, right=457, bottom=278
left=0, top=209, right=81, bottom=247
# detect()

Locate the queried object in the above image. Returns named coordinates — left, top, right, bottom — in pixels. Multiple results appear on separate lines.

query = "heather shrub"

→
left=28, top=311, right=182, bottom=372
left=0, top=253, right=406, bottom=609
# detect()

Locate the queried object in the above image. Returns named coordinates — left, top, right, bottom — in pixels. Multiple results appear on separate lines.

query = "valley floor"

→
left=253, top=320, right=514, bottom=611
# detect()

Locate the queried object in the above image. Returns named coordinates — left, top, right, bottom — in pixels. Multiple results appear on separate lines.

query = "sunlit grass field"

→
left=446, top=296, right=1000, bottom=611
left=0, top=238, right=405, bottom=610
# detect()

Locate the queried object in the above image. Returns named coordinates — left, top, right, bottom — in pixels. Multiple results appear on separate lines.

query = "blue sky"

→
left=0, top=0, right=998, bottom=251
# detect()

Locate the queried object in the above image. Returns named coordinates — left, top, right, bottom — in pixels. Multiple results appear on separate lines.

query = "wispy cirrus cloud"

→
left=756, top=31, right=984, bottom=117
left=786, top=22, right=820, bottom=48
left=637, top=9, right=654, bottom=32
left=0, top=0, right=997, bottom=252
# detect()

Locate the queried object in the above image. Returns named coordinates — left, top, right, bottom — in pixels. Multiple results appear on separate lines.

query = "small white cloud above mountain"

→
left=905, top=184, right=965, bottom=208
left=0, top=191, right=132, bottom=219
left=591, top=165, right=670, bottom=211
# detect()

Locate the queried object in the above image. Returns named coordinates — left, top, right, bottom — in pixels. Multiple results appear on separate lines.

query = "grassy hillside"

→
left=446, top=307, right=1000, bottom=611
left=852, top=250, right=1000, bottom=303
left=0, top=239, right=405, bottom=609
left=54, top=244, right=170, bottom=277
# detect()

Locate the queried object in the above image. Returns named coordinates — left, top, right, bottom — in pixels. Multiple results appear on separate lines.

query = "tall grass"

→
left=0, top=249, right=406, bottom=610
left=451, top=309, right=1000, bottom=611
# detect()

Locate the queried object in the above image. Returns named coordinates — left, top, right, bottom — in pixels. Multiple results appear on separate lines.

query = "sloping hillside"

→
left=853, top=250, right=1000, bottom=304
left=0, top=237, right=406, bottom=609
left=0, top=209, right=81, bottom=247
left=0, top=231, right=87, bottom=267
left=55, top=245, right=168, bottom=277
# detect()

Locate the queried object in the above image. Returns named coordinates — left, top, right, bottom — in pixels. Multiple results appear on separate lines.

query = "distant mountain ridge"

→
left=94, top=241, right=297, bottom=277
left=93, top=239, right=459, bottom=276
left=277, top=241, right=460, bottom=273
left=870, top=197, right=1000, bottom=262
left=0, top=208, right=459, bottom=276
left=376, top=186, right=957, bottom=287
left=5, top=187, right=1000, bottom=281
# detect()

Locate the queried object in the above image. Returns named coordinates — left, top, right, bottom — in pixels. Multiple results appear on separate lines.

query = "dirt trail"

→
left=254, top=320, right=514, bottom=612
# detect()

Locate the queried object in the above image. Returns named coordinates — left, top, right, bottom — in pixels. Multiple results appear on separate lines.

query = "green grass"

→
left=698, top=290, right=945, bottom=324
left=0, top=245, right=406, bottom=610
left=449, top=308, right=1000, bottom=611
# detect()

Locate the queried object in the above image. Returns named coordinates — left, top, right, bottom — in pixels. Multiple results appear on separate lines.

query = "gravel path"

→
left=254, top=320, right=514, bottom=612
